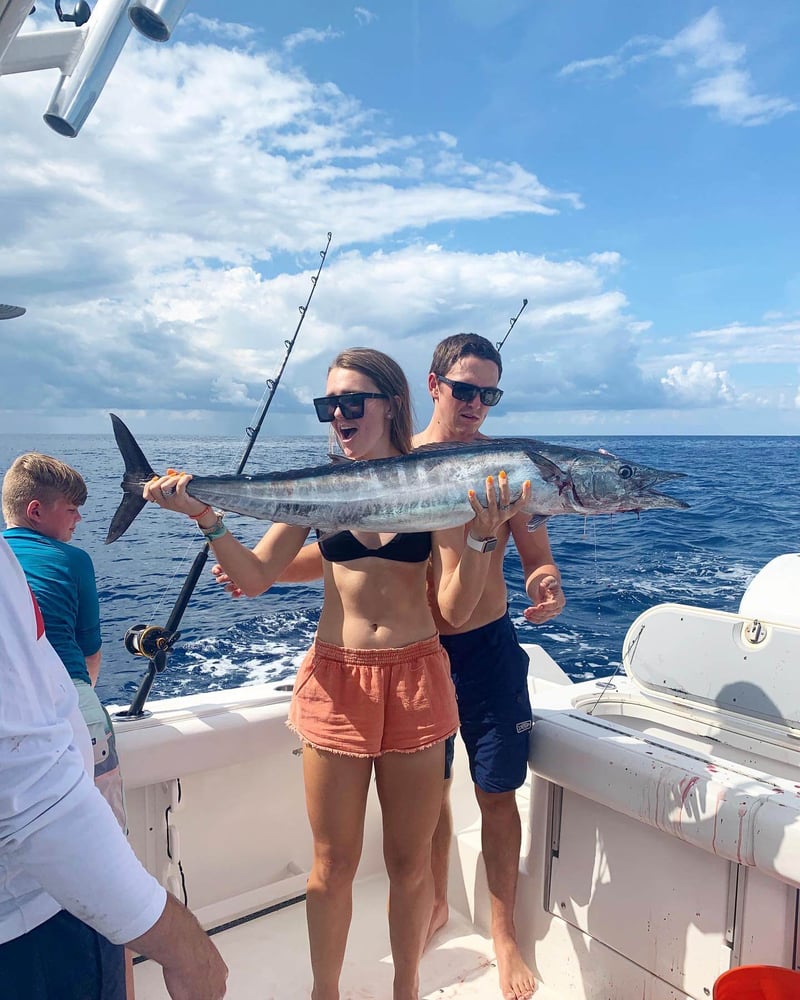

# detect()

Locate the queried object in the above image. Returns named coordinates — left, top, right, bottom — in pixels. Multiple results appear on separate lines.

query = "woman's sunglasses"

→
left=313, top=392, right=388, bottom=423
left=436, top=375, right=503, bottom=407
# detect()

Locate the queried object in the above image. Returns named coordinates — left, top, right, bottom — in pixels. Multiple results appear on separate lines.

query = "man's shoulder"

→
left=412, top=429, right=492, bottom=448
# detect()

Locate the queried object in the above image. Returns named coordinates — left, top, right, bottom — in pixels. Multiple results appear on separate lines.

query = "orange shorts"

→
left=288, top=634, right=459, bottom=758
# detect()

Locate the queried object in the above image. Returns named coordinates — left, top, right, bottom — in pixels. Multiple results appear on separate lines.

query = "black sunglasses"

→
left=313, top=392, right=388, bottom=423
left=437, top=375, right=503, bottom=407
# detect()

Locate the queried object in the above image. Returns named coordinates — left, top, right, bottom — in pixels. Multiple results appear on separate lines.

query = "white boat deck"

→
left=134, top=872, right=515, bottom=999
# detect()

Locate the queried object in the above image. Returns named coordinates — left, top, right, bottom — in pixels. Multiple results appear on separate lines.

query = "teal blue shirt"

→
left=3, top=527, right=101, bottom=686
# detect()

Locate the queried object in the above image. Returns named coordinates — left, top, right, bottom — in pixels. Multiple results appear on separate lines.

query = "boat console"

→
left=524, top=554, right=800, bottom=997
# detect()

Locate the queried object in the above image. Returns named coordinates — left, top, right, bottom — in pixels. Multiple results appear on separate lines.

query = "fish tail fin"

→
left=105, top=413, right=156, bottom=544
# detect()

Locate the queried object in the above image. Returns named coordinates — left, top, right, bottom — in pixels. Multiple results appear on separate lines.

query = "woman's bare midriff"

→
left=317, top=557, right=437, bottom=649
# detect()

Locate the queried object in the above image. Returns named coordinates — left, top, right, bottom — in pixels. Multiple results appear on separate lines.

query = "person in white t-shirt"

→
left=0, top=536, right=228, bottom=1000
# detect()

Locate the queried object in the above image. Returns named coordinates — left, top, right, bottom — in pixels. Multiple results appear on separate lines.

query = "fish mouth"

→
left=636, top=489, right=690, bottom=511
left=638, top=469, right=689, bottom=509
left=646, top=469, right=686, bottom=484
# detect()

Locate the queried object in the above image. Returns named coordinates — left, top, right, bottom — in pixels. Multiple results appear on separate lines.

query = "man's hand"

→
left=211, top=563, right=244, bottom=599
left=523, top=574, right=565, bottom=624
left=128, top=893, right=228, bottom=1000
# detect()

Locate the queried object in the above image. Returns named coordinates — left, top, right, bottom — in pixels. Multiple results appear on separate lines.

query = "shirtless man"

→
left=414, top=334, right=565, bottom=1000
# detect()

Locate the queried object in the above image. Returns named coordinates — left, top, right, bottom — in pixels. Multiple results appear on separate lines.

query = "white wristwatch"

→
left=466, top=533, right=498, bottom=554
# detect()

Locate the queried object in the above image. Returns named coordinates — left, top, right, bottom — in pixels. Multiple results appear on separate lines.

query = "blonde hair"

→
left=2, top=453, right=87, bottom=524
left=329, top=348, right=414, bottom=455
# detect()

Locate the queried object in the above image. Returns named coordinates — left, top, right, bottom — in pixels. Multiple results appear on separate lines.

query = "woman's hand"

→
left=143, top=470, right=207, bottom=518
left=466, top=472, right=531, bottom=540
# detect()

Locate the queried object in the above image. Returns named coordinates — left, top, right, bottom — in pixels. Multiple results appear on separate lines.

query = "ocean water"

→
left=1, top=432, right=797, bottom=710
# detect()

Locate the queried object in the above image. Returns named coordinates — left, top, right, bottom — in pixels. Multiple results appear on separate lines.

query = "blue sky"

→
left=1, top=0, right=798, bottom=436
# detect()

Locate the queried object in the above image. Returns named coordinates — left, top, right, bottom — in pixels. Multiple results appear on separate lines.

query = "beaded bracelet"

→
left=188, top=504, right=212, bottom=521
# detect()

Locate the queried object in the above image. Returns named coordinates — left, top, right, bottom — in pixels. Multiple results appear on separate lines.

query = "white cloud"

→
left=559, top=8, right=796, bottom=126
left=283, top=26, right=343, bottom=52
left=180, top=14, right=257, bottom=44
left=660, top=361, right=736, bottom=405
left=0, top=15, right=596, bottom=429
left=354, top=8, right=377, bottom=27
left=210, top=376, right=259, bottom=408
left=688, top=68, right=795, bottom=127
left=1, top=11, right=794, bottom=435
left=0, top=235, right=662, bottom=426
left=660, top=9, right=744, bottom=70
left=688, top=318, right=800, bottom=365
left=559, top=54, right=627, bottom=80
left=0, top=35, right=578, bottom=297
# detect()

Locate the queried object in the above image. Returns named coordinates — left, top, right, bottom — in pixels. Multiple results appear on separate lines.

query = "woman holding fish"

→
left=143, top=348, right=527, bottom=1000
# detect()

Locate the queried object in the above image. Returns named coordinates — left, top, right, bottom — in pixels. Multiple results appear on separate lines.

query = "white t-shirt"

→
left=0, top=537, right=166, bottom=945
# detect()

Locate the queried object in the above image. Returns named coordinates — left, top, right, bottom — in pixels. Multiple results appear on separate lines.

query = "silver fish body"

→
left=182, top=441, right=572, bottom=533
left=107, top=416, right=688, bottom=543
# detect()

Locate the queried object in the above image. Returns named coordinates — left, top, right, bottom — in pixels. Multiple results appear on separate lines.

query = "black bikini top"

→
left=317, top=529, right=432, bottom=564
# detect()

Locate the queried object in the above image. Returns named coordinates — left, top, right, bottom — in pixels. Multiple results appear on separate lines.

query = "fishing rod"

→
left=496, top=297, right=528, bottom=352
left=117, top=232, right=333, bottom=719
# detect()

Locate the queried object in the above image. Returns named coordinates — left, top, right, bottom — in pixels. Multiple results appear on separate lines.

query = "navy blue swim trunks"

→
left=0, top=909, right=125, bottom=1000
left=440, top=611, right=532, bottom=793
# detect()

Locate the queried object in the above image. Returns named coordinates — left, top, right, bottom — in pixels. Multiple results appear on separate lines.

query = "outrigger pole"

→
left=0, top=303, right=26, bottom=320
left=117, top=232, right=334, bottom=719
left=496, top=297, right=528, bottom=352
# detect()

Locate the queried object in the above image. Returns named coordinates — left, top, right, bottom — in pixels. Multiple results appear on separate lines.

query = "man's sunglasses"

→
left=437, top=375, right=503, bottom=407
left=313, top=392, right=388, bottom=423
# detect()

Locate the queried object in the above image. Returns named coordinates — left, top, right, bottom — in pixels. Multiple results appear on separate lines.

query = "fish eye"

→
left=618, top=465, right=633, bottom=480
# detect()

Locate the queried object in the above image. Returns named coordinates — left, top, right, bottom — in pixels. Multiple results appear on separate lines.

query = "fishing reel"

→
left=124, top=623, right=180, bottom=669
left=116, top=623, right=181, bottom=720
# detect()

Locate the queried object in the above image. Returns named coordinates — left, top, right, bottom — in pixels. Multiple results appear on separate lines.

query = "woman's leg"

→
left=375, top=743, right=445, bottom=1000
left=303, top=745, right=373, bottom=1000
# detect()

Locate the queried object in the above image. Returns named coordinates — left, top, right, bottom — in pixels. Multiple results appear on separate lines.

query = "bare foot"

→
left=495, top=935, right=536, bottom=999
left=424, top=899, right=449, bottom=949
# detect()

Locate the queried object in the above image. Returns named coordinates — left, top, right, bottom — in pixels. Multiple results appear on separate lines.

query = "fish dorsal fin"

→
left=328, top=453, right=355, bottom=464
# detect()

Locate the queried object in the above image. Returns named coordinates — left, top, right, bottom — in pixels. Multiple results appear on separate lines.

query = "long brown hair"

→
left=329, top=348, right=414, bottom=455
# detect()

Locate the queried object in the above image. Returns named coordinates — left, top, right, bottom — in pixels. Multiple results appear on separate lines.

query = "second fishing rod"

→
left=117, top=232, right=333, bottom=719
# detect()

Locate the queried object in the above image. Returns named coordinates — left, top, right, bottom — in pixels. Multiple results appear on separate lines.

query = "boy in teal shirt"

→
left=2, top=453, right=125, bottom=830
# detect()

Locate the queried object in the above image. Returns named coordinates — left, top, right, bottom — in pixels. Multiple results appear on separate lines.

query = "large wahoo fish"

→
left=105, top=413, right=688, bottom=543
